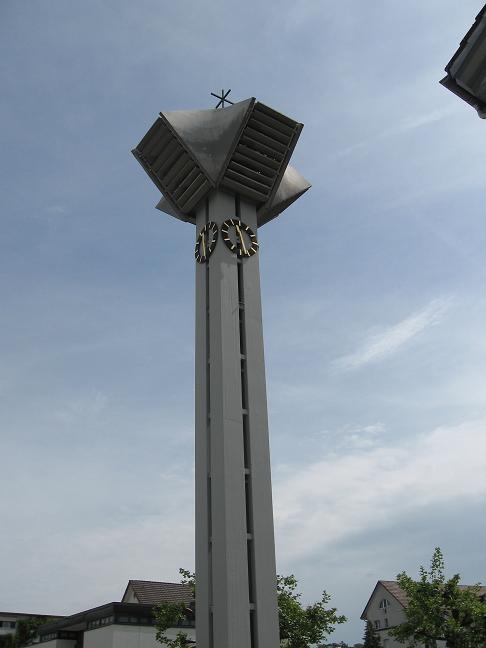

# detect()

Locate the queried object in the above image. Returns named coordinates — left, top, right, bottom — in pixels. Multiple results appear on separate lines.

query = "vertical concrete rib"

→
left=195, top=199, right=210, bottom=648
left=240, top=197, right=280, bottom=648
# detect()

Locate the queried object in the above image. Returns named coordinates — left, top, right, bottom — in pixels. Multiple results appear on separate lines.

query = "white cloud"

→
left=341, top=422, right=387, bottom=450
left=45, top=204, right=67, bottom=215
left=317, top=423, right=387, bottom=451
left=273, top=419, right=486, bottom=563
left=333, top=297, right=452, bottom=372
left=54, top=391, right=108, bottom=424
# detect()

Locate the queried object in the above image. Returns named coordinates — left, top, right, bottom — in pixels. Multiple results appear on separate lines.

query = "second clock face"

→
left=195, top=221, right=218, bottom=263
left=221, top=219, right=259, bottom=258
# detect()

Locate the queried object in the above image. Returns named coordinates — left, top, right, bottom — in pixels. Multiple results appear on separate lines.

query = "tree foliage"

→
left=277, top=574, right=346, bottom=648
left=389, top=547, right=486, bottom=648
left=154, top=570, right=345, bottom=648
left=0, top=635, right=14, bottom=648
left=153, top=601, right=194, bottom=648
left=362, top=620, right=381, bottom=648
left=153, top=569, right=195, bottom=648
left=0, top=617, right=52, bottom=648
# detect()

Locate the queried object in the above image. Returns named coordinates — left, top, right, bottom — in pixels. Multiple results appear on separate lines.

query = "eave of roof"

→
left=39, top=602, right=156, bottom=635
left=0, top=612, right=63, bottom=619
left=444, top=3, right=486, bottom=74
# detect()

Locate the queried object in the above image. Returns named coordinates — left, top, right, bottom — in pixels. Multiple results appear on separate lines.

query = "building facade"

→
left=0, top=613, right=60, bottom=638
left=361, top=580, right=453, bottom=648
left=33, top=581, right=194, bottom=648
left=37, top=601, right=195, bottom=648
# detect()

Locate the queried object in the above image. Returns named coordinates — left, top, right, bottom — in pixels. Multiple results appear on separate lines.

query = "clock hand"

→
left=235, top=224, right=248, bottom=256
left=202, top=232, right=206, bottom=257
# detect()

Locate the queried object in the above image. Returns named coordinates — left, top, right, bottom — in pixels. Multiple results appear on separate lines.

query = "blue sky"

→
left=1, top=0, right=486, bottom=643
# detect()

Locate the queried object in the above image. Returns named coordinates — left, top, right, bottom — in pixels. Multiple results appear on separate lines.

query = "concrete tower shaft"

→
left=195, top=190, right=280, bottom=648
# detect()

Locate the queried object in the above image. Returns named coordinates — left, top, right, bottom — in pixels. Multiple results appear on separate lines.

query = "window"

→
left=88, top=615, right=114, bottom=630
left=379, top=598, right=391, bottom=611
left=41, top=632, right=57, bottom=642
left=385, top=617, right=389, bottom=628
left=374, top=620, right=381, bottom=629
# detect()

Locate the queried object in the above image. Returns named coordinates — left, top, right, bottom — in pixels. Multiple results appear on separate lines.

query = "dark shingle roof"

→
left=124, top=580, right=193, bottom=605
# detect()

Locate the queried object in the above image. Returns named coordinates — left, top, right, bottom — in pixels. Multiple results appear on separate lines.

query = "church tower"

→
left=133, top=96, right=310, bottom=648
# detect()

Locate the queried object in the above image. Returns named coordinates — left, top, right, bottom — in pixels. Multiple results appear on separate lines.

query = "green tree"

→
left=277, top=574, right=346, bottom=648
left=363, top=620, right=381, bottom=648
left=153, top=601, right=194, bottom=648
left=153, top=569, right=195, bottom=648
left=154, top=569, right=346, bottom=648
left=0, top=617, right=52, bottom=648
left=0, top=634, right=14, bottom=648
left=389, top=547, right=486, bottom=648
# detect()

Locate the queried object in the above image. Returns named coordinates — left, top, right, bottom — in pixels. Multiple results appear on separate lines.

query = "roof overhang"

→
left=440, top=4, right=486, bottom=118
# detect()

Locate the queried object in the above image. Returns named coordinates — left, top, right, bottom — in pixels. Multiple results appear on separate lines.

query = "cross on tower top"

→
left=211, top=88, right=234, bottom=108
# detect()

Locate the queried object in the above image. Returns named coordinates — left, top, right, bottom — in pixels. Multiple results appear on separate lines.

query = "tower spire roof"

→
left=162, top=99, right=254, bottom=183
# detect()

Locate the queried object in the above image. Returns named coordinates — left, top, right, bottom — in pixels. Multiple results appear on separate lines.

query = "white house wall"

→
left=83, top=624, right=196, bottom=648
left=121, top=586, right=138, bottom=604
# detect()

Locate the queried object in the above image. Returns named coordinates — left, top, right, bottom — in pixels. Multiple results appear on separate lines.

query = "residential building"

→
left=361, top=580, right=486, bottom=648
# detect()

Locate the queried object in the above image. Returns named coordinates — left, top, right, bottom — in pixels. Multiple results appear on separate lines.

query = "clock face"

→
left=195, top=221, right=218, bottom=263
left=221, top=219, right=259, bottom=258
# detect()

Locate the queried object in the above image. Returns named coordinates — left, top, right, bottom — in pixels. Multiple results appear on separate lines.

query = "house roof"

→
left=361, top=580, right=486, bottom=620
left=360, top=580, right=408, bottom=620
left=122, top=580, right=193, bottom=605
left=378, top=580, right=409, bottom=607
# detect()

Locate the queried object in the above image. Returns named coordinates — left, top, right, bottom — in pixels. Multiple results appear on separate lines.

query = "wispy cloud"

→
left=45, top=204, right=67, bottom=215
left=274, top=419, right=486, bottom=562
left=398, top=109, right=456, bottom=132
left=333, top=297, right=452, bottom=372
left=338, top=422, right=387, bottom=450
left=336, top=107, right=458, bottom=159
left=54, top=391, right=108, bottom=425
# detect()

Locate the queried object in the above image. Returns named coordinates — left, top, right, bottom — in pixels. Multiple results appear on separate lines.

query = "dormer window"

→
left=379, top=598, right=391, bottom=612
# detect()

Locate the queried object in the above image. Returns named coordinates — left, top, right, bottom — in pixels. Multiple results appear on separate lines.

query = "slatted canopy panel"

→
left=132, top=117, right=212, bottom=218
left=221, top=102, right=302, bottom=206
left=132, top=98, right=309, bottom=225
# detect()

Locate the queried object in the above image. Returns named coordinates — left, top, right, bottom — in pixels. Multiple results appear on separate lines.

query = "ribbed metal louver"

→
left=133, top=98, right=309, bottom=224
left=132, top=117, right=212, bottom=215
left=221, top=102, right=303, bottom=205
